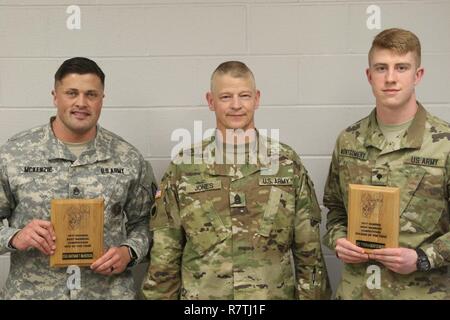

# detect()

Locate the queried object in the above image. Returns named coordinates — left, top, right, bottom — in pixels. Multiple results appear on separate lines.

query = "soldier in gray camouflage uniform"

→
left=323, top=28, right=450, bottom=299
left=141, top=61, right=331, bottom=299
left=0, top=57, right=155, bottom=299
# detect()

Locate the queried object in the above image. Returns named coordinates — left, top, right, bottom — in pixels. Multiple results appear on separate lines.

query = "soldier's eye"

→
left=397, top=65, right=409, bottom=72
left=66, top=91, right=77, bottom=97
left=86, top=92, right=99, bottom=99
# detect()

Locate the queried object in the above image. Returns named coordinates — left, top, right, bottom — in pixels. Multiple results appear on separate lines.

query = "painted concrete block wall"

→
left=1, top=0, right=449, bottom=296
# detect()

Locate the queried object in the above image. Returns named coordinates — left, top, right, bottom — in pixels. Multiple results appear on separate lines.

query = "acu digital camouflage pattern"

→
left=323, top=103, right=450, bottom=299
left=141, top=132, right=331, bottom=300
left=0, top=118, right=155, bottom=299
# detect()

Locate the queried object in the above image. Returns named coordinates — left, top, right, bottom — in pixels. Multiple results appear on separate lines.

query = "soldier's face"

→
left=366, top=49, right=424, bottom=111
left=206, top=74, right=260, bottom=136
left=52, top=73, right=104, bottom=142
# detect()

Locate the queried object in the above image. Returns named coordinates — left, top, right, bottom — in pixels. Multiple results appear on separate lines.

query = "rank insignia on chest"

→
left=230, top=192, right=246, bottom=208
left=371, top=167, right=388, bottom=186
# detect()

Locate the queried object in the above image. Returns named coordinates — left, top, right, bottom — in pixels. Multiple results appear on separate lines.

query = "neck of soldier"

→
left=215, top=128, right=258, bottom=165
left=216, top=127, right=257, bottom=145
left=376, top=94, right=418, bottom=125
left=52, top=117, right=97, bottom=143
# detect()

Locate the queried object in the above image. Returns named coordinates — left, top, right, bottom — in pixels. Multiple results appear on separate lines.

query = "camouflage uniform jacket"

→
left=0, top=118, right=154, bottom=299
left=323, top=103, right=450, bottom=299
left=142, top=132, right=331, bottom=300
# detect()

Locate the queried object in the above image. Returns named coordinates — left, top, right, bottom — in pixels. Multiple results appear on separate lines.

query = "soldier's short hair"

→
left=54, top=57, right=105, bottom=87
left=369, top=28, right=422, bottom=67
left=210, top=61, right=256, bottom=91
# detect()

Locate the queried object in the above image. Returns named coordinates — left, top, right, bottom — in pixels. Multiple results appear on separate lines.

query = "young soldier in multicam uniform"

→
left=141, top=61, right=331, bottom=300
left=323, top=28, right=450, bottom=299
left=0, top=57, right=155, bottom=299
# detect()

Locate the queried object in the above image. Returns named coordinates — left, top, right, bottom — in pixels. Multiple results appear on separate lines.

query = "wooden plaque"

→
left=50, top=198, right=104, bottom=267
left=348, top=184, right=399, bottom=253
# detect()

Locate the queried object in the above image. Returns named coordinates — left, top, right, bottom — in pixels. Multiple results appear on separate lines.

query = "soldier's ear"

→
left=206, top=92, right=215, bottom=111
left=414, top=67, right=424, bottom=86
left=254, top=90, right=261, bottom=110
left=52, top=90, right=57, bottom=107
left=366, top=68, right=372, bottom=84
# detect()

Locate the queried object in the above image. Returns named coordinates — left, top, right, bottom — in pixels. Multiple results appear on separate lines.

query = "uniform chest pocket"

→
left=74, top=174, right=125, bottom=222
left=338, top=159, right=371, bottom=207
left=257, top=186, right=295, bottom=251
left=391, top=164, right=444, bottom=234
left=10, top=174, right=56, bottom=208
left=83, top=175, right=121, bottom=204
left=343, top=160, right=371, bottom=181
left=7, top=171, right=62, bottom=225
left=180, top=178, right=230, bottom=255
left=181, top=201, right=230, bottom=255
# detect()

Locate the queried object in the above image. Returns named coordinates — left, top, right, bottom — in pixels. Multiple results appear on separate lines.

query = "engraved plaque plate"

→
left=348, top=184, right=399, bottom=253
left=50, top=198, right=104, bottom=267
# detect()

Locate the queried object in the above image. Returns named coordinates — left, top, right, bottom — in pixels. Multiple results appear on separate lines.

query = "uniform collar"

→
left=45, top=117, right=112, bottom=164
left=199, top=129, right=276, bottom=178
left=364, top=101, right=426, bottom=152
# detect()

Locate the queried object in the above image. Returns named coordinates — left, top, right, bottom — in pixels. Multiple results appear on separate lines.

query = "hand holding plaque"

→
left=348, top=184, right=400, bottom=253
left=50, top=198, right=104, bottom=267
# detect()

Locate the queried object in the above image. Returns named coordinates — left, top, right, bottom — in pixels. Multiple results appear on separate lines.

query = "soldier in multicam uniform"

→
left=141, top=61, right=331, bottom=300
left=323, top=28, right=450, bottom=299
left=0, top=57, right=155, bottom=299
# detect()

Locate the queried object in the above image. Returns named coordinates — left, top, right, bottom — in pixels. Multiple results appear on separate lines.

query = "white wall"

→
left=1, top=0, right=449, bottom=296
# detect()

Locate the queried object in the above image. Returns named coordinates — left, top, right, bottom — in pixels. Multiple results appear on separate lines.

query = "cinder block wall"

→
left=1, top=0, right=449, bottom=296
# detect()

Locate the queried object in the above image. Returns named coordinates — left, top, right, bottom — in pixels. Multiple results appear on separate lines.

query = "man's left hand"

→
left=368, top=247, right=418, bottom=274
left=90, top=246, right=131, bottom=276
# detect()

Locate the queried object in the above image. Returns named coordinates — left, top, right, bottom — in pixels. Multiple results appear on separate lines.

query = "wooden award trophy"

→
left=348, top=184, right=400, bottom=253
left=50, top=198, right=104, bottom=267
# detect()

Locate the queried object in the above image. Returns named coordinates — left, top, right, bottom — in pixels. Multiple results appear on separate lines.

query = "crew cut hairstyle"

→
left=54, top=57, right=105, bottom=86
left=210, top=61, right=255, bottom=91
left=369, top=28, right=422, bottom=67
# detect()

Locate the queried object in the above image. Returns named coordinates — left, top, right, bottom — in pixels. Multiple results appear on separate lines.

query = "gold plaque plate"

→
left=50, top=198, right=104, bottom=267
left=348, top=184, right=399, bottom=253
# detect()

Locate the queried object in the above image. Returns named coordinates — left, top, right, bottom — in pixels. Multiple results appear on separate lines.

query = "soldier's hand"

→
left=10, top=219, right=56, bottom=255
left=335, top=238, right=369, bottom=263
left=368, top=248, right=418, bottom=274
left=90, top=246, right=131, bottom=276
